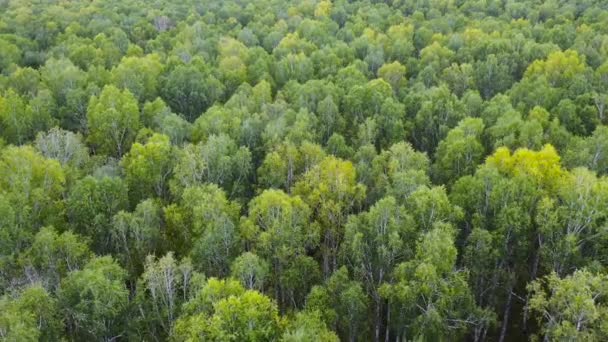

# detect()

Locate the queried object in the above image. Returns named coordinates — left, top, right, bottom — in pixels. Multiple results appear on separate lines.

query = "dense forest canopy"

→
left=1, top=0, right=608, bottom=340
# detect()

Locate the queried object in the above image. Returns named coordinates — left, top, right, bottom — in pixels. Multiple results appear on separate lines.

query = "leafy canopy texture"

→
left=2, top=0, right=608, bottom=341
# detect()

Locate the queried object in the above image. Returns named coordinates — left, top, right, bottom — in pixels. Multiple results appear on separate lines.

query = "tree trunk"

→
left=374, top=299, right=382, bottom=342
left=385, top=301, right=391, bottom=342
left=322, top=244, right=330, bottom=279
left=498, top=285, right=514, bottom=342
left=523, top=236, right=541, bottom=333
left=481, top=325, right=488, bottom=342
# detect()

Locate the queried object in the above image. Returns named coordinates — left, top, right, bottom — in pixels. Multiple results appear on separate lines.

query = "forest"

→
left=1, top=0, right=608, bottom=340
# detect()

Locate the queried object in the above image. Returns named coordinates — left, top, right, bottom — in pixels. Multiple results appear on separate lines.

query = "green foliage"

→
left=111, top=54, right=164, bottom=102
left=0, top=298, right=39, bottom=341
left=111, top=199, right=162, bottom=276
left=564, top=125, right=608, bottom=175
left=59, top=256, right=129, bottom=341
left=410, top=85, right=465, bottom=153
left=20, top=227, right=91, bottom=290
left=176, top=185, right=242, bottom=276
left=525, top=50, right=586, bottom=87
left=134, top=253, right=203, bottom=339
left=231, top=252, right=270, bottom=291
left=0, top=90, right=52, bottom=145
left=0, top=285, right=61, bottom=342
left=362, top=141, right=430, bottom=204
left=378, top=61, right=407, bottom=92
left=528, top=270, right=608, bottom=341
left=39, top=58, right=88, bottom=130
left=305, top=267, right=368, bottom=341
left=2, top=0, right=608, bottom=340
left=35, top=127, right=89, bottom=168
left=86, top=85, right=140, bottom=157
left=282, top=310, right=339, bottom=342
left=0, top=146, right=65, bottom=230
left=173, top=278, right=284, bottom=341
left=381, top=224, right=485, bottom=341
left=294, top=156, right=365, bottom=276
left=67, top=175, right=128, bottom=253
left=160, top=64, right=224, bottom=122
left=121, top=133, right=175, bottom=202
left=171, top=134, right=252, bottom=199
left=245, top=189, right=319, bottom=309
left=433, top=117, right=485, bottom=184
left=0, top=38, right=21, bottom=71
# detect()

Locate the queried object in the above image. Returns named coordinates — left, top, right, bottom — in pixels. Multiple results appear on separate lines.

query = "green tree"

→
left=0, top=90, right=52, bottom=145
left=474, top=54, right=514, bottom=100
left=230, top=252, right=270, bottom=291
left=111, top=199, right=162, bottom=277
left=10, top=285, right=61, bottom=341
left=0, top=193, right=21, bottom=287
left=7, top=67, right=40, bottom=97
left=121, top=133, right=175, bottom=202
left=433, top=117, right=485, bottom=185
left=35, top=127, right=89, bottom=169
left=381, top=224, right=483, bottom=341
left=173, top=278, right=284, bottom=341
left=317, top=95, right=343, bottom=143
left=244, top=189, right=318, bottom=309
left=0, top=285, right=61, bottom=342
left=294, top=156, right=366, bottom=277
left=0, top=296, right=39, bottom=341
left=275, top=53, right=314, bottom=86
left=142, top=98, right=192, bottom=145
left=219, top=56, right=248, bottom=94
left=39, top=58, right=88, bottom=130
left=442, top=63, right=474, bottom=98
left=528, top=269, right=608, bottom=341
left=378, top=61, right=407, bottom=92
left=59, top=256, right=129, bottom=341
left=20, top=226, right=91, bottom=291
left=0, top=146, right=65, bottom=230
left=564, top=125, right=608, bottom=175
left=366, top=141, right=430, bottom=204
left=67, top=176, right=128, bottom=253
left=344, top=79, right=393, bottom=128
left=411, top=85, right=466, bottom=153
left=257, top=141, right=326, bottom=192
left=0, top=38, right=21, bottom=71
left=342, top=197, right=414, bottom=341
left=454, top=145, right=567, bottom=341
left=536, top=168, right=608, bottom=276
left=179, top=185, right=241, bottom=277
left=171, top=134, right=252, bottom=199
left=161, top=64, right=225, bottom=122
left=282, top=311, right=339, bottom=342
left=134, top=253, right=203, bottom=339
left=86, top=85, right=140, bottom=157
left=305, top=267, right=368, bottom=341
left=111, top=54, right=163, bottom=102
left=525, top=50, right=586, bottom=87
